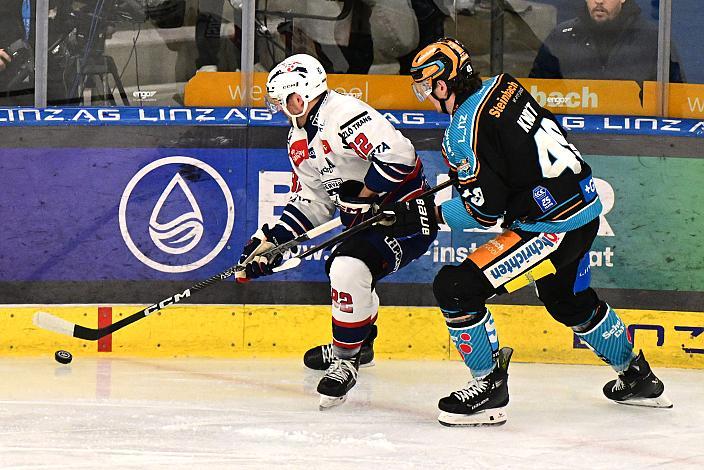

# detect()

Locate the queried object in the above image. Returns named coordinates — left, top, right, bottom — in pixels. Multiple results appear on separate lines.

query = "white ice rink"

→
left=0, top=357, right=702, bottom=469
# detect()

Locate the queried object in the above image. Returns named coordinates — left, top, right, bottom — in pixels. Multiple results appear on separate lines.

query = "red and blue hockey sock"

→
left=445, top=308, right=499, bottom=378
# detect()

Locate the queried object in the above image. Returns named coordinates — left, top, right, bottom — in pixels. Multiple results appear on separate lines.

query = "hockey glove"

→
left=334, top=180, right=379, bottom=227
left=383, top=196, right=439, bottom=238
left=236, top=224, right=295, bottom=282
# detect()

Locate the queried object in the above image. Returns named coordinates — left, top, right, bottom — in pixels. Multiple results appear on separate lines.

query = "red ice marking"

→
left=459, top=343, right=473, bottom=354
left=460, top=333, right=471, bottom=341
left=98, top=307, right=112, bottom=352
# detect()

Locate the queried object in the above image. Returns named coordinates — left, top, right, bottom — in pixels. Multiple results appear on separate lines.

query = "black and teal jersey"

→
left=439, top=73, right=602, bottom=233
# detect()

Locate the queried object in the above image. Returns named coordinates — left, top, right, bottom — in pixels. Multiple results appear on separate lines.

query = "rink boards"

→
left=1, top=304, right=702, bottom=369
left=0, top=110, right=702, bottom=368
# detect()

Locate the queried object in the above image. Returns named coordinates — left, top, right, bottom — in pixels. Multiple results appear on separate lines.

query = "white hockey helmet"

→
left=265, top=54, right=328, bottom=120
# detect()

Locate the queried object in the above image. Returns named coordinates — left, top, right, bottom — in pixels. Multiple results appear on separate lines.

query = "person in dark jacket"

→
left=0, top=0, right=36, bottom=103
left=0, top=0, right=80, bottom=105
left=0, top=0, right=31, bottom=74
left=529, top=0, right=685, bottom=83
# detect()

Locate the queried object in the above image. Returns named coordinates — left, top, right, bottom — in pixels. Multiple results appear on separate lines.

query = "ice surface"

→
left=0, top=357, right=702, bottom=469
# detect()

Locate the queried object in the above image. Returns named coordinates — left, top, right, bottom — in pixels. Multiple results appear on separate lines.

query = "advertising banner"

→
left=3, top=107, right=704, bottom=140
left=184, top=73, right=704, bottom=120
left=668, top=82, right=704, bottom=119
left=2, top=144, right=702, bottom=295
left=184, top=72, right=437, bottom=111
left=187, top=73, right=652, bottom=114
left=0, top=148, right=247, bottom=281
left=521, top=78, right=653, bottom=116
left=251, top=151, right=704, bottom=292
left=2, top=303, right=702, bottom=369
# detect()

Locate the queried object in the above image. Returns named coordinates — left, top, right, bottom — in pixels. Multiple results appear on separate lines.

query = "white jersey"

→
left=277, top=90, right=427, bottom=237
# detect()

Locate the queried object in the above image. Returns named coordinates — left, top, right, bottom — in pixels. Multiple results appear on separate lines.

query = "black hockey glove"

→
left=334, top=180, right=379, bottom=227
left=383, top=196, right=439, bottom=238
left=236, top=224, right=295, bottom=282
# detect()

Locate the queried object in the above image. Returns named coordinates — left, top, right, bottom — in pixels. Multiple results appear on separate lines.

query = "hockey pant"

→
left=326, top=226, right=436, bottom=357
left=433, top=218, right=634, bottom=378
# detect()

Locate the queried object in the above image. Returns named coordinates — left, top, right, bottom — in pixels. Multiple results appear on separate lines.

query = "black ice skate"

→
left=603, top=350, right=673, bottom=408
left=437, top=347, right=513, bottom=427
left=317, top=354, right=360, bottom=410
left=304, top=324, right=377, bottom=370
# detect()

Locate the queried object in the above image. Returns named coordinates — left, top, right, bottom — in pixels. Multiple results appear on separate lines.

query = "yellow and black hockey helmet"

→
left=409, top=38, right=473, bottom=102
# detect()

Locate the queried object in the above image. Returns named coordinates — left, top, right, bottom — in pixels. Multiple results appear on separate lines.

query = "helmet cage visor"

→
left=264, top=93, right=284, bottom=114
left=265, top=91, right=309, bottom=121
left=411, top=78, right=433, bottom=102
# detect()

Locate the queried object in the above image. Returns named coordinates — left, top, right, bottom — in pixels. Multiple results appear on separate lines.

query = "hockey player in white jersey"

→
left=236, top=54, right=437, bottom=409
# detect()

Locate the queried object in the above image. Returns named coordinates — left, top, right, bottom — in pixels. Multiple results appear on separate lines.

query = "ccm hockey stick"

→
left=33, top=177, right=455, bottom=340
left=275, top=176, right=456, bottom=272
left=33, top=217, right=344, bottom=341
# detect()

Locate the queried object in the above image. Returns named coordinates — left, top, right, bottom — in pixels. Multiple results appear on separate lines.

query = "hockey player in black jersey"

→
left=386, top=37, right=672, bottom=426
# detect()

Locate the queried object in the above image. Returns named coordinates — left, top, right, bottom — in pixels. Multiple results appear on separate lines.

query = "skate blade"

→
left=615, top=393, right=673, bottom=409
left=438, top=407, right=507, bottom=427
left=319, top=393, right=348, bottom=410
left=305, top=360, right=374, bottom=371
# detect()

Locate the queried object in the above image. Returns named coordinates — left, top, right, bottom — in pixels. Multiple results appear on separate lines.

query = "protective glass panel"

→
left=253, top=0, right=451, bottom=75
left=671, top=1, right=698, bottom=85
left=0, top=0, right=38, bottom=106
left=525, top=0, right=672, bottom=84
left=452, top=0, right=550, bottom=78
left=667, top=1, right=702, bottom=118
left=16, top=0, right=243, bottom=107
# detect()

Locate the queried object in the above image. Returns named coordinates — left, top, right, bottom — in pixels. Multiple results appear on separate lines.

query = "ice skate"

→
left=603, top=350, right=673, bottom=408
left=317, top=354, right=360, bottom=410
left=437, top=347, right=513, bottom=427
left=304, top=324, right=377, bottom=370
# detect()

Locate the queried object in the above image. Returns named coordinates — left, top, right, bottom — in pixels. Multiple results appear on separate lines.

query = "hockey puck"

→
left=54, top=350, right=73, bottom=364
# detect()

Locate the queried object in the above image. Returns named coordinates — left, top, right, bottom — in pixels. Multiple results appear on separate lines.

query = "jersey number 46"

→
left=534, top=118, right=583, bottom=178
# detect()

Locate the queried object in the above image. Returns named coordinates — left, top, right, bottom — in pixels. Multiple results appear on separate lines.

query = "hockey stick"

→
left=275, top=177, right=456, bottom=272
left=33, top=178, right=455, bottom=340
left=33, top=217, right=344, bottom=341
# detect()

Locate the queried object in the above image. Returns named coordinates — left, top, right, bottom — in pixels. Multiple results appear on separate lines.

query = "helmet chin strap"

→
left=431, top=91, right=451, bottom=115
left=430, top=79, right=454, bottom=115
left=282, top=101, right=310, bottom=128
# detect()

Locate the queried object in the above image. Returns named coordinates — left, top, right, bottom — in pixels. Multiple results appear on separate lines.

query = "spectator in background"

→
left=327, top=0, right=374, bottom=74
left=0, top=0, right=30, bottom=62
left=1, top=0, right=79, bottom=106
left=253, top=0, right=446, bottom=75
left=529, top=0, right=685, bottom=83
left=398, top=0, right=450, bottom=74
left=196, top=0, right=226, bottom=72
left=283, top=0, right=447, bottom=75
left=0, top=50, right=10, bottom=73
left=329, top=0, right=449, bottom=74
left=0, top=0, right=34, bottom=103
left=326, top=0, right=423, bottom=74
